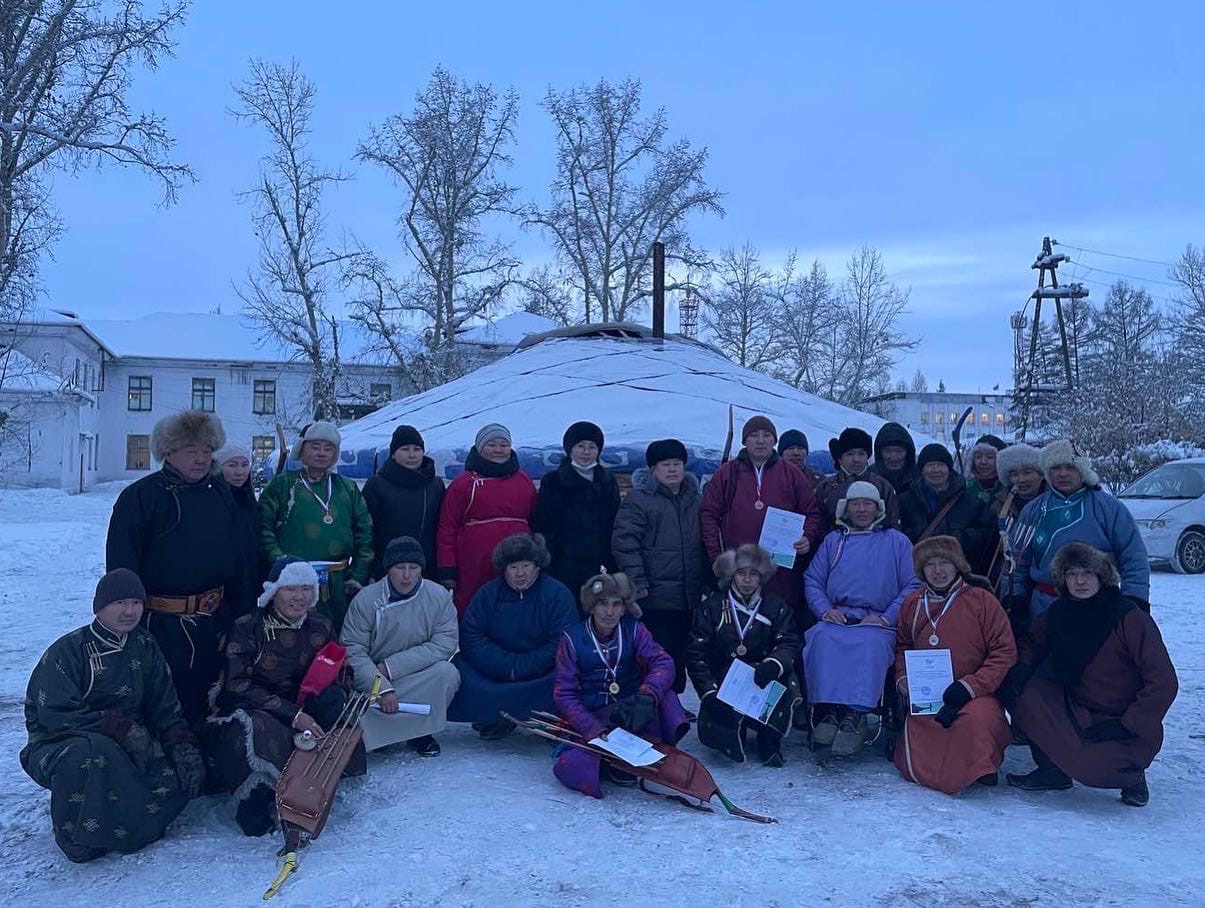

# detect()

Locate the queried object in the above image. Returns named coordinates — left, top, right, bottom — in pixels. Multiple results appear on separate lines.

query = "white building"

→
left=860, top=391, right=1015, bottom=446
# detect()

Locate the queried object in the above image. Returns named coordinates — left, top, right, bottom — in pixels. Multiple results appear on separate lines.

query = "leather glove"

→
left=997, top=663, right=1033, bottom=706
left=753, top=659, right=780, bottom=688
left=120, top=722, right=155, bottom=773
left=934, top=681, right=972, bottom=728
left=1082, top=719, right=1136, bottom=743
left=611, top=693, right=656, bottom=733
left=168, top=741, right=206, bottom=799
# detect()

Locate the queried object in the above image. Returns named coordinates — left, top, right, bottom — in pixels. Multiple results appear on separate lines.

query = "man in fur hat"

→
left=814, top=426, right=901, bottom=531
left=106, top=409, right=243, bottom=725
left=1005, top=439, right=1149, bottom=630
left=258, top=421, right=374, bottom=634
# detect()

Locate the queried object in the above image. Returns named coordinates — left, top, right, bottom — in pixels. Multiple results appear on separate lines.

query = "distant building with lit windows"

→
left=861, top=391, right=1014, bottom=446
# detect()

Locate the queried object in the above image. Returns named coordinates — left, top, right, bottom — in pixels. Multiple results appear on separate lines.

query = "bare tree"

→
left=702, top=243, right=777, bottom=369
left=769, top=257, right=838, bottom=394
left=527, top=78, right=723, bottom=324
left=909, top=368, right=929, bottom=393
left=840, top=245, right=918, bottom=406
left=519, top=263, right=577, bottom=326
left=356, top=67, right=519, bottom=348
left=1170, top=243, right=1205, bottom=412
left=233, top=59, right=353, bottom=421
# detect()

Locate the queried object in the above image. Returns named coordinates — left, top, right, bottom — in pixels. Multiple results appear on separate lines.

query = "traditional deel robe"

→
left=341, top=577, right=461, bottom=750
left=699, top=451, right=823, bottom=613
left=532, top=459, right=621, bottom=602
left=226, top=476, right=263, bottom=621
left=106, top=464, right=242, bottom=725
left=685, top=589, right=803, bottom=762
left=436, top=451, right=538, bottom=618
left=203, top=608, right=366, bottom=810
left=20, top=621, right=193, bottom=861
left=1009, top=590, right=1178, bottom=789
left=448, top=573, right=579, bottom=724
left=894, top=582, right=1016, bottom=794
left=552, top=616, right=688, bottom=798
left=1008, top=487, right=1150, bottom=618
left=259, top=468, right=375, bottom=633
left=803, top=527, right=920, bottom=709
left=363, top=455, right=445, bottom=579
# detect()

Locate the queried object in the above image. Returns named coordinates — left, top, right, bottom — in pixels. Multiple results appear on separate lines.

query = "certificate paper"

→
left=758, top=506, right=806, bottom=568
left=904, top=649, right=954, bottom=716
left=718, top=658, right=787, bottom=724
left=588, top=728, right=664, bottom=767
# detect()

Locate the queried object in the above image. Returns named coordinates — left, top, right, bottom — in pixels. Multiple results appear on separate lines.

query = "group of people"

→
left=20, top=408, right=1179, bottom=865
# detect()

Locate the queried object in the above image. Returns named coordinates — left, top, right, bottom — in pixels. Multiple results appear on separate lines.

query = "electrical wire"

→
left=1070, top=261, right=1178, bottom=287
left=1052, top=241, right=1173, bottom=268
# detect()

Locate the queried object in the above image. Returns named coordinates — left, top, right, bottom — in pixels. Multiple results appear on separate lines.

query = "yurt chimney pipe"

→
left=652, top=241, right=666, bottom=339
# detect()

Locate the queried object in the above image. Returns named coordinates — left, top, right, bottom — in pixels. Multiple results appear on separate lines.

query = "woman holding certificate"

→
left=894, top=536, right=1017, bottom=793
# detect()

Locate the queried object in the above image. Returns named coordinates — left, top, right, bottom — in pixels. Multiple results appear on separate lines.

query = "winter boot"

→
left=812, top=708, right=841, bottom=747
left=235, top=782, right=277, bottom=837
left=54, top=834, right=106, bottom=864
left=756, top=726, right=784, bottom=768
left=407, top=735, right=441, bottom=757
left=1006, top=745, right=1072, bottom=792
left=1120, top=772, right=1149, bottom=807
left=477, top=721, right=516, bottom=741
left=975, top=772, right=999, bottom=787
left=830, top=712, right=869, bottom=758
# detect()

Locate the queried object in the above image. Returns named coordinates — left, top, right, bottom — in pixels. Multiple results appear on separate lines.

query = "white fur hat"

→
left=835, top=479, right=886, bottom=526
left=996, top=443, right=1042, bottom=482
left=258, top=557, right=320, bottom=609
left=293, top=421, right=341, bottom=461
left=1041, top=438, right=1100, bottom=488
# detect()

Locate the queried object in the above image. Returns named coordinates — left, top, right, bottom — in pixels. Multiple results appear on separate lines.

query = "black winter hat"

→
left=974, top=433, right=1007, bottom=452
left=562, top=421, right=605, bottom=454
left=93, top=568, right=146, bottom=614
left=777, top=429, right=809, bottom=456
left=383, top=535, right=426, bottom=571
left=917, top=443, right=954, bottom=471
left=645, top=438, right=689, bottom=467
left=828, top=427, right=873, bottom=462
left=389, top=424, right=425, bottom=456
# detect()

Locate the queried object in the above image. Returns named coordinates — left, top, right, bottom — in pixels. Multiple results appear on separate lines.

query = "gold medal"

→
left=608, top=681, right=621, bottom=695
left=736, top=644, right=747, bottom=656
left=322, top=514, right=334, bottom=525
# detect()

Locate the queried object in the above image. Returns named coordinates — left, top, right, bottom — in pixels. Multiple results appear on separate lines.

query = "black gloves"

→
left=168, top=741, right=206, bottom=799
left=934, top=681, right=972, bottom=728
left=1083, top=719, right=1136, bottom=743
left=611, top=693, right=656, bottom=733
left=753, top=659, right=781, bottom=688
left=997, top=663, right=1033, bottom=706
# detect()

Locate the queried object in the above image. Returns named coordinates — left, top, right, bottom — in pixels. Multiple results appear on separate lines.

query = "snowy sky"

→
left=43, top=1, right=1204, bottom=391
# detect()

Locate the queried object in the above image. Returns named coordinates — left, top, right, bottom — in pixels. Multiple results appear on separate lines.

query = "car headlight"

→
left=1149, top=519, right=1167, bottom=529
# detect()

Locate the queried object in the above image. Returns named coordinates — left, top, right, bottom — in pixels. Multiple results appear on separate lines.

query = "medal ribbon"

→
left=912, top=581, right=963, bottom=644
left=302, top=474, right=334, bottom=519
left=587, top=621, right=623, bottom=694
left=752, top=462, right=765, bottom=508
left=727, top=591, right=762, bottom=644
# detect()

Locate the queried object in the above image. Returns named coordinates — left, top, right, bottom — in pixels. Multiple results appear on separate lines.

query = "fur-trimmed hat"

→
left=151, top=410, right=226, bottom=462
left=491, top=533, right=551, bottom=571
left=645, top=438, right=689, bottom=467
left=835, top=480, right=885, bottom=526
left=579, top=570, right=642, bottom=619
left=258, top=556, right=320, bottom=609
left=1051, top=542, right=1120, bottom=593
left=828, top=427, right=873, bottom=464
left=1041, top=438, right=1100, bottom=488
left=996, top=442, right=1042, bottom=482
left=563, top=421, right=604, bottom=454
left=713, top=544, right=777, bottom=590
left=293, top=421, right=341, bottom=461
left=912, top=535, right=973, bottom=580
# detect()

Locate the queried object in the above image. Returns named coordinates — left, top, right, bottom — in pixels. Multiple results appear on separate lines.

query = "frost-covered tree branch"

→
left=702, top=243, right=777, bottom=370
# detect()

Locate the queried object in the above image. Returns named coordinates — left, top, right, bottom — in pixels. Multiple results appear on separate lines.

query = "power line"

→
left=1053, top=241, right=1173, bottom=268
left=1071, top=261, right=1178, bottom=287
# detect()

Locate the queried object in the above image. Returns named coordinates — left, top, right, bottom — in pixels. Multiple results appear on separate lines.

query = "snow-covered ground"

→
left=1, top=484, right=1202, bottom=907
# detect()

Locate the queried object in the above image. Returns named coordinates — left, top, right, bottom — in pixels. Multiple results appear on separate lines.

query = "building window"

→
left=919, top=411, right=929, bottom=425
left=252, top=435, right=276, bottom=461
left=950, top=412, right=959, bottom=424
left=126, top=434, right=151, bottom=471
left=996, top=413, right=1006, bottom=427
left=127, top=376, right=153, bottom=411
left=192, top=377, right=215, bottom=412
left=370, top=382, right=392, bottom=402
left=253, top=380, right=276, bottom=415
left=935, top=412, right=944, bottom=425
left=980, top=412, right=990, bottom=426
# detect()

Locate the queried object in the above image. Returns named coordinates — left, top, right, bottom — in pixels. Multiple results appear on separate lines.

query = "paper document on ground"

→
left=904, top=649, right=954, bottom=716
left=588, top=728, right=664, bottom=766
left=718, top=658, right=787, bottom=723
left=758, top=507, right=806, bottom=568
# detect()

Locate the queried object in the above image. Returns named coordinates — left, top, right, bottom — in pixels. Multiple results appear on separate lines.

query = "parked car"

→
left=1119, top=457, right=1205, bottom=574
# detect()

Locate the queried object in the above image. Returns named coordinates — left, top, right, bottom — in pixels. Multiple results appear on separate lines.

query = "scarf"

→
left=387, top=578, right=423, bottom=603
left=466, top=448, right=520, bottom=479
left=1045, top=585, right=1134, bottom=686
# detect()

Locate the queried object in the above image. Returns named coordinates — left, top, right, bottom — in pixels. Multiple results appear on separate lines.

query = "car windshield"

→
left=1121, top=463, right=1205, bottom=500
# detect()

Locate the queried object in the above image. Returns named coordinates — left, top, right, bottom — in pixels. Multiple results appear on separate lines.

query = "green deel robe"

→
left=259, top=469, right=374, bottom=632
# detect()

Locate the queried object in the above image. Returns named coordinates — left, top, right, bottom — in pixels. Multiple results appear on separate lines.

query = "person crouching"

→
left=552, top=572, right=689, bottom=798
left=686, top=545, right=803, bottom=767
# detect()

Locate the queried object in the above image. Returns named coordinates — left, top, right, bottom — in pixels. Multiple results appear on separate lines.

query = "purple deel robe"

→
left=552, top=616, right=688, bottom=798
left=803, top=528, right=920, bottom=709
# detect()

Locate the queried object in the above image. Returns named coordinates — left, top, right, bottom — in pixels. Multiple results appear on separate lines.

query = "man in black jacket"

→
left=870, top=421, right=918, bottom=497
left=106, top=410, right=241, bottom=726
left=363, top=424, right=445, bottom=578
left=898, top=443, right=995, bottom=574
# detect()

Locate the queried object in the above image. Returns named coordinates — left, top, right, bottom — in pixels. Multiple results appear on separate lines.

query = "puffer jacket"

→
left=611, top=469, right=707, bottom=613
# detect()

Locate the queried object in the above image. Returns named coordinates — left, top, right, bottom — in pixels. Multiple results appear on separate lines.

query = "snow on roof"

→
left=0, top=350, right=64, bottom=393
left=336, top=334, right=928, bottom=479
left=455, top=312, right=559, bottom=347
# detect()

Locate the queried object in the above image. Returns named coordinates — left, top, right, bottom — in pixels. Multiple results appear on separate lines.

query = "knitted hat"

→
left=258, top=556, right=320, bottom=609
left=563, top=421, right=605, bottom=454
left=912, top=535, right=973, bottom=580
left=151, top=410, right=225, bottom=462
left=713, top=544, right=777, bottom=590
left=835, top=480, right=885, bottom=526
left=389, top=425, right=425, bottom=456
left=828, top=427, right=873, bottom=463
left=974, top=434, right=1007, bottom=453
left=1051, top=542, right=1120, bottom=593
left=93, top=568, right=146, bottom=614
left=645, top=438, right=689, bottom=467
left=491, top=533, right=551, bottom=571
left=917, top=443, right=954, bottom=471
left=996, top=443, right=1042, bottom=482
left=294, top=421, right=341, bottom=460
left=777, top=429, right=808, bottom=455
left=383, top=535, right=425, bottom=571
left=475, top=423, right=512, bottom=450
left=579, top=571, right=642, bottom=619
left=214, top=442, right=251, bottom=465
left=742, top=415, right=777, bottom=443
left=1041, top=438, right=1100, bottom=488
